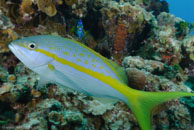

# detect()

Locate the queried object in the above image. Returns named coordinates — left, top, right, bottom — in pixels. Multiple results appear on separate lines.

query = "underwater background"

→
left=0, top=0, right=194, bottom=130
left=167, top=0, right=194, bottom=34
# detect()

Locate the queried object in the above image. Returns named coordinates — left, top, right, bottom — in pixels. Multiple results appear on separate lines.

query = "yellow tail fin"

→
left=124, top=87, right=194, bottom=130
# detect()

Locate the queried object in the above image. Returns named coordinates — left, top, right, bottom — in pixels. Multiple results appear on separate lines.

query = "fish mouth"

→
left=9, top=43, right=24, bottom=58
left=8, top=43, right=26, bottom=65
left=8, top=43, right=18, bottom=55
left=8, top=43, right=14, bottom=52
left=9, top=43, right=54, bottom=69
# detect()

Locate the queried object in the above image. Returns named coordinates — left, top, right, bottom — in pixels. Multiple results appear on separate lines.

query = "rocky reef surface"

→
left=0, top=0, right=194, bottom=129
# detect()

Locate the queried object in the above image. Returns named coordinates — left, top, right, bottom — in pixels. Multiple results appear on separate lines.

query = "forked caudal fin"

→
left=124, top=88, right=194, bottom=130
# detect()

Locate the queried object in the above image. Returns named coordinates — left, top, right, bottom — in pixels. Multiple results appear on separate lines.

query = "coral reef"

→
left=0, top=52, right=193, bottom=130
left=0, top=10, right=14, bottom=30
left=0, top=9, right=17, bottom=53
left=113, top=23, right=127, bottom=64
left=70, top=0, right=89, bottom=18
left=126, top=68, right=146, bottom=90
left=123, top=56, right=194, bottom=129
left=0, top=62, right=136, bottom=129
left=37, top=0, right=57, bottom=17
left=0, top=0, right=194, bottom=129
left=137, top=12, right=193, bottom=65
left=20, top=0, right=34, bottom=16
left=100, top=1, right=155, bottom=62
left=181, top=36, right=194, bottom=68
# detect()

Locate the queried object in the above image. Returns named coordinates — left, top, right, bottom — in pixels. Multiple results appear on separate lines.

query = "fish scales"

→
left=32, top=35, right=119, bottom=79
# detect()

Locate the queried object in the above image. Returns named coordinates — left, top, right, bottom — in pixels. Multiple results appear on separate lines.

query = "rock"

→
left=126, top=68, right=146, bottom=90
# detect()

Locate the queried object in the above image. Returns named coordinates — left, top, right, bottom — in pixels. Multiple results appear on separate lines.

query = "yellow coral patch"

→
left=20, top=0, right=34, bottom=14
left=37, top=0, right=57, bottom=16
left=64, top=0, right=78, bottom=6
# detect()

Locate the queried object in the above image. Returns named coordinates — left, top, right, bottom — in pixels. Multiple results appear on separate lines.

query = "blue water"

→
left=167, top=0, right=194, bottom=34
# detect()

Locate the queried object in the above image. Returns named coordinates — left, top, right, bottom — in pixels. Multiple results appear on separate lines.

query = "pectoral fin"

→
left=35, top=75, right=51, bottom=89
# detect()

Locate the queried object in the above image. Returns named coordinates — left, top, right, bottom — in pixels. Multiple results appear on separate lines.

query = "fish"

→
left=8, top=35, right=194, bottom=130
left=74, top=19, right=85, bottom=38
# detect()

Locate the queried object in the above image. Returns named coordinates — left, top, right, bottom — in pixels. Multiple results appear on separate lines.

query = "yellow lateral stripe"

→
left=35, top=48, right=135, bottom=97
left=18, top=38, right=122, bottom=81
left=69, top=39, right=122, bottom=81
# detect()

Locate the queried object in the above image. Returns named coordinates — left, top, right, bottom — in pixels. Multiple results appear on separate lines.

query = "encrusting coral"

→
left=37, top=0, right=57, bottom=17
left=126, top=68, right=146, bottom=90
left=20, top=0, right=34, bottom=16
left=113, top=23, right=127, bottom=64
left=101, top=1, right=155, bottom=62
left=137, top=12, right=193, bottom=66
left=0, top=47, right=193, bottom=129
left=181, top=36, right=194, bottom=63
left=0, top=0, right=194, bottom=129
left=0, top=9, right=17, bottom=53
left=122, top=56, right=194, bottom=129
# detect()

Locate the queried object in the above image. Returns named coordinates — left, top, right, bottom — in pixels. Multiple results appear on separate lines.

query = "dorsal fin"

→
left=107, top=59, right=128, bottom=85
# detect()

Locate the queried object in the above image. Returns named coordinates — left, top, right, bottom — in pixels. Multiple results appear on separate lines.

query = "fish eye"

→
left=27, top=43, right=37, bottom=50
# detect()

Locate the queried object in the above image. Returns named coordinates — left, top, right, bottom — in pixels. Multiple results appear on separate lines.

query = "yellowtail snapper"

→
left=8, top=35, right=194, bottom=130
